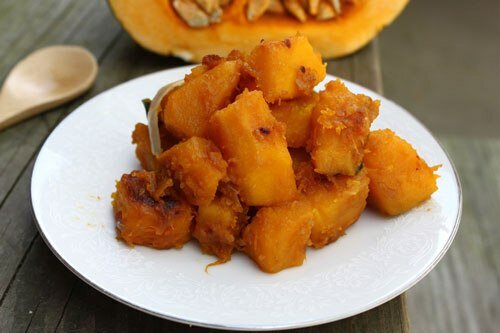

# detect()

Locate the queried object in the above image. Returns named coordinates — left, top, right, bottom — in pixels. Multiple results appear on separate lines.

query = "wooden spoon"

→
left=0, top=45, right=98, bottom=131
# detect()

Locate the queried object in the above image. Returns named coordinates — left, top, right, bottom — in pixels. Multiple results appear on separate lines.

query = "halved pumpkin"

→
left=108, top=0, right=409, bottom=62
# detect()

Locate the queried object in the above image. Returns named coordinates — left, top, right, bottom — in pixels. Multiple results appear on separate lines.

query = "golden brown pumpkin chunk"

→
left=249, top=36, right=326, bottom=103
left=193, top=184, right=247, bottom=262
left=112, top=170, right=194, bottom=249
left=309, top=80, right=379, bottom=176
left=289, top=147, right=310, bottom=173
left=184, top=64, right=208, bottom=82
left=158, top=137, right=227, bottom=206
left=270, top=93, right=319, bottom=148
left=162, top=60, right=241, bottom=139
left=209, top=89, right=297, bottom=206
left=132, top=123, right=177, bottom=171
left=296, top=162, right=369, bottom=248
left=364, top=129, right=440, bottom=216
left=132, top=123, right=159, bottom=171
left=242, top=201, right=313, bottom=273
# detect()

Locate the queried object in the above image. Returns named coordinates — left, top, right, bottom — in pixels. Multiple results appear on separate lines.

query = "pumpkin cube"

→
left=112, top=170, right=193, bottom=249
left=132, top=123, right=159, bottom=171
left=296, top=162, right=369, bottom=248
left=289, top=147, right=310, bottom=173
left=309, top=80, right=379, bottom=176
left=242, top=201, right=313, bottom=273
left=209, top=89, right=297, bottom=206
left=249, top=36, right=326, bottom=103
left=184, top=64, right=208, bottom=82
left=193, top=184, right=247, bottom=262
left=270, top=93, right=319, bottom=148
left=162, top=60, right=241, bottom=138
left=132, top=123, right=177, bottom=171
left=158, top=137, right=227, bottom=206
left=364, top=129, right=440, bottom=216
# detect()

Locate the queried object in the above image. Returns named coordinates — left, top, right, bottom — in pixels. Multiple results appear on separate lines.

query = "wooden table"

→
left=0, top=1, right=411, bottom=332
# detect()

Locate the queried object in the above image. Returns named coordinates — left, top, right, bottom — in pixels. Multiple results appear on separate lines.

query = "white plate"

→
left=31, top=67, right=461, bottom=331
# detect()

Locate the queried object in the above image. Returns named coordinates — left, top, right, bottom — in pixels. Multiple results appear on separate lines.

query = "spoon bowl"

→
left=0, top=45, right=98, bottom=130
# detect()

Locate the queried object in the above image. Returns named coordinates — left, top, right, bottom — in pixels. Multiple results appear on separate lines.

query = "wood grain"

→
left=406, top=137, right=500, bottom=333
left=0, top=0, right=427, bottom=332
left=379, top=0, right=500, bottom=138
left=0, top=0, right=121, bottom=205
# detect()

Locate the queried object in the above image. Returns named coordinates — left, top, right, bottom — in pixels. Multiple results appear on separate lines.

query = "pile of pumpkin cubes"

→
left=112, top=36, right=439, bottom=273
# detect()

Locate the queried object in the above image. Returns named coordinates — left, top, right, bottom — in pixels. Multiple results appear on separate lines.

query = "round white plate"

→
left=31, top=67, right=461, bottom=331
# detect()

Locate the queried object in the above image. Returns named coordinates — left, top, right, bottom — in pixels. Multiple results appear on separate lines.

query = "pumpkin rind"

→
left=108, top=0, right=409, bottom=62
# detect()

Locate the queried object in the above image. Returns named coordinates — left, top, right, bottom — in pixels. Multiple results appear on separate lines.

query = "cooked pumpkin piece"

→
left=248, top=36, right=326, bottom=103
left=162, top=60, right=241, bottom=139
left=158, top=137, right=227, bottom=206
left=193, top=183, right=247, bottom=262
left=296, top=161, right=369, bottom=248
left=309, top=79, right=379, bottom=176
left=364, top=129, right=440, bottom=216
left=289, top=147, right=310, bottom=173
left=242, top=200, right=313, bottom=273
left=184, top=64, right=208, bottom=82
left=132, top=123, right=159, bottom=171
left=209, top=89, right=297, bottom=206
left=112, top=170, right=194, bottom=249
left=270, top=93, right=319, bottom=148
left=132, top=123, right=177, bottom=171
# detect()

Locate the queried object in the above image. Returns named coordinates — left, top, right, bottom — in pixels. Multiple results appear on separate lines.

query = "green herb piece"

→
left=142, top=98, right=152, bottom=114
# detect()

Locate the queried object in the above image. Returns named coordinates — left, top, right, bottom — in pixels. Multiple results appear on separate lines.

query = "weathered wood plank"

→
left=0, top=159, right=38, bottom=301
left=406, top=136, right=500, bottom=333
left=379, top=0, right=500, bottom=137
left=0, top=236, right=75, bottom=333
left=328, top=40, right=382, bottom=94
left=0, top=0, right=121, bottom=205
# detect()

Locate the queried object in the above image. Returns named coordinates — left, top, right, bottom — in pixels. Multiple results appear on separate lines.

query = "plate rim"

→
left=30, top=66, right=462, bottom=331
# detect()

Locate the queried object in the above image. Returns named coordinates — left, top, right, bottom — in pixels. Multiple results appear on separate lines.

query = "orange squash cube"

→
left=184, top=64, right=208, bottom=82
left=209, top=89, right=297, bottom=206
left=242, top=201, right=313, bottom=273
left=364, top=129, right=440, bottom=216
left=112, top=170, right=193, bottom=249
left=309, top=80, right=379, bottom=176
left=162, top=60, right=241, bottom=138
left=270, top=93, right=319, bottom=148
left=193, top=184, right=247, bottom=262
left=132, top=123, right=159, bottom=171
left=249, top=36, right=326, bottom=103
left=289, top=147, right=310, bottom=173
left=296, top=162, right=369, bottom=248
left=158, top=137, right=227, bottom=206
left=132, top=123, right=177, bottom=171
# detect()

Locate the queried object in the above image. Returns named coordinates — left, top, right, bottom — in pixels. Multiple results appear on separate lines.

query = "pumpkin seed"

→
left=308, top=0, right=320, bottom=15
left=209, top=7, right=223, bottom=23
left=173, top=0, right=210, bottom=27
left=194, top=0, right=218, bottom=13
left=283, top=0, right=307, bottom=22
left=267, top=0, right=285, bottom=14
left=316, top=1, right=336, bottom=20
left=331, top=0, right=341, bottom=14
left=247, top=0, right=271, bottom=21
left=171, top=0, right=348, bottom=27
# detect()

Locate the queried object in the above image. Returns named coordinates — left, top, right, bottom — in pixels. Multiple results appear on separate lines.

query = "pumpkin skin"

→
left=108, top=0, right=409, bottom=62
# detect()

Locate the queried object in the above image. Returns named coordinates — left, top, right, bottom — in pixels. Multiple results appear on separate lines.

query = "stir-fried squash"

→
left=112, top=35, right=439, bottom=273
